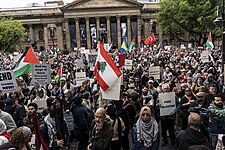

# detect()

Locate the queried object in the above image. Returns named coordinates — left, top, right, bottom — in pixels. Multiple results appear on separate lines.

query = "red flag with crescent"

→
left=144, top=33, right=156, bottom=45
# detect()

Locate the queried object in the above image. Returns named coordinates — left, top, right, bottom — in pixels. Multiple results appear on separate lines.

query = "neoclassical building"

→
left=0, top=0, right=170, bottom=51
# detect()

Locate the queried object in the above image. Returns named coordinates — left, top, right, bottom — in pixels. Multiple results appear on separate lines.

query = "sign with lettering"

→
left=64, top=112, right=74, bottom=131
left=200, top=51, right=209, bottom=63
left=0, top=70, right=18, bottom=93
left=88, top=53, right=97, bottom=71
left=124, top=59, right=133, bottom=69
left=159, top=92, right=176, bottom=116
left=32, top=64, right=51, bottom=85
left=149, top=66, right=160, bottom=80
left=32, top=99, right=47, bottom=113
left=75, top=72, right=86, bottom=87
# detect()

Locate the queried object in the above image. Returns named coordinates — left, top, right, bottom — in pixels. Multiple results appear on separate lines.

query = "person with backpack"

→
left=106, top=105, right=125, bottom=150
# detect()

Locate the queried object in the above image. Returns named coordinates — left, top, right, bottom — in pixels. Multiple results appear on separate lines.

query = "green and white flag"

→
left=129, top=38, right=136, bottom=52
left=206, top=32, right=214, bottom=49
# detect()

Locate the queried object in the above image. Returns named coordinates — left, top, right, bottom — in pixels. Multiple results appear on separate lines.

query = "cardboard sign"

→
left=0, top=70, right=18, bottom=93
left=76, top=72, right=86, bottom=86
left=32, top=64, right=51, bottom=85
left=124, top=59, right=133, bottom=70
left=159, top=92, right=176, bottom=116
left=149, top=66, right=160, bottom=80
left=64, top=112, right=74, bottom=131
left=32, top=100, right=47, bottom=113
left=100, top=76, right=121, bottom=100
left=88, top=53, right=97, bottom=71
left=200, top=51, right=209, bottom=63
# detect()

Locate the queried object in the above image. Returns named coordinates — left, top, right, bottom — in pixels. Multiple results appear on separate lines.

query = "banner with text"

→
left=76, top=72, right=86, bottom=87
left=149, top=66, right=160, bottom=80
left=0, top=70, right=18, bottom=93
left=32, top=64, right=51, bottom=85
left=200, top=51, right=209, bottom=63
left=159, top=92, right=176, bottom=116
left=124, top=59, right=133, bottom=70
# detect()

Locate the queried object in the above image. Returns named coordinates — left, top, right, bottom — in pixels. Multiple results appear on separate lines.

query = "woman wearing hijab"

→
left=132, top=106, right=160, bottom=150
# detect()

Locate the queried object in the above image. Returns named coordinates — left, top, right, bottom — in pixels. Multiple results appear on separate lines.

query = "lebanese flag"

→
left=94, top=43, right=122, bottom=91
left=144, top=33, right=156, bottom=45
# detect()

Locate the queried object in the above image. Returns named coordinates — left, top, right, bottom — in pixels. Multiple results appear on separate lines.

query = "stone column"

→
left=117, top=16, right=121, bottom=48
left=96, top=17, right=100, bottom=42
left=158, top=24, right=163, bottom=42
left=29, top=25, right=34, bottom=40
left=56, top=23, right=63, bottom=50
left=86, top=17, right=91, bottom=49
left=127, top=16, right=131, bottom=44
left=106, top=16, right=111, bottom=44
left=75, top=18, right=81, bottom=48
left=65, top=19, right=71, bottom=50
left=44, top=24, right=49, bottom=49
left=137, top=16, right=141, bottom=44
left=144, top=19, right=149, bottom=39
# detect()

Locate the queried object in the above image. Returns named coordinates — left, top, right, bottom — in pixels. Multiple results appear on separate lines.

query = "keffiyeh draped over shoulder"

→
left=136, top=107, right=159, bottom=148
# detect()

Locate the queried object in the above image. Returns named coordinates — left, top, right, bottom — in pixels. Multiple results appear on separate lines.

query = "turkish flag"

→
left=144, top=33, right=156, bottom=45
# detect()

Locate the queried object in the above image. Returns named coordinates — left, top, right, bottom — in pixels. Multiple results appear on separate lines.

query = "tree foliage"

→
left=158, top=0, right=221, bottom=45
left=0, top=17, right=26, bottom=53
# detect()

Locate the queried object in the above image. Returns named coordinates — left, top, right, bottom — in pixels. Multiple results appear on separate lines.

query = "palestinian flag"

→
left=129, top=38, right=136, bottom=52
left=13, top=47, right=40, bottom=78
left=55, top=64, right=63, bottom=83
left=94, top=43, right=122, bottom=91
left=206, top=32, right=214, bottom=49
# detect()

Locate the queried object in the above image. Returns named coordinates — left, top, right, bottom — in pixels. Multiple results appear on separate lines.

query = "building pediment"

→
left=61, top=0, right=143, bottom=11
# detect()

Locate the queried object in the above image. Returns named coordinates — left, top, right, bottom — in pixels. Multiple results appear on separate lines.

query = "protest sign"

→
left=64, top=112, right=74, bottom=131
left=149, top=66, right=160, bottom=80
left=76, top=59, right=84, bottom=68
left=33, top=100, right=47, bottom=113
left=200, top=51, right=209, bottom=63
left=124, top=59, right=133, bottom=69
left=159, top=92, right=176, bottom=116
left=88, top=53, right=97, bottom=71
left=32, top=64, right=51, bottom=85
left=100, top=76, right=121, bottom=100
left=0, top=70, right=18, bottom=93
left=76, top=72, right=86, bottom=86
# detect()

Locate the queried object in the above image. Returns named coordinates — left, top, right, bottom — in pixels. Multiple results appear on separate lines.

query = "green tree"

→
left=158, top=0, right=221, bottom=45
left=0, top=17, right=26, bottom=53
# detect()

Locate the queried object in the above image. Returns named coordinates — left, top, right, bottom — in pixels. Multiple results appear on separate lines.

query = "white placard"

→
left=76, top=59, right=84, bottom=68
left=32, top=100, right=47, bottom=113
left=0, top=70, right=18, bottom=93
left=188, top=43, right=192, bottom=48
left=201, top=51, right=209, bottom=63
left=76, top=72, right=86, bottom=86
left=216, top=134, right=225, bottom=149
left=124, top=59, right=133, bottom=70
left=100, top=76, right=121, bottom=100
left=32, top=64, right=51, bottom=85
left=149, top=66, right=160, bottom=80
left=159, top=92, right=176, bottom=116
left=64, top=112, right=74, bottom=131
left=88, top=53, right=98, bottom=71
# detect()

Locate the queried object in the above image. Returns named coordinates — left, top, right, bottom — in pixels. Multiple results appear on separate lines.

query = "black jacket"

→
left=176, top=127, right=213, bottom=150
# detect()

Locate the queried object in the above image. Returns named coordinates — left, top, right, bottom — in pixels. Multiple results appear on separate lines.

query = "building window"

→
left=38, top=30, right=44, bottom=41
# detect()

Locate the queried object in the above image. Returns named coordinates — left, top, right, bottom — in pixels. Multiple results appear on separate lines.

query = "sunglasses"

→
left=142, top=113, right=150, bottom=117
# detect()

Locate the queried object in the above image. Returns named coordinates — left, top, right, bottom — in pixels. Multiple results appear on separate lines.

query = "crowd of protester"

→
left=0, top=44, right=224, bottom=150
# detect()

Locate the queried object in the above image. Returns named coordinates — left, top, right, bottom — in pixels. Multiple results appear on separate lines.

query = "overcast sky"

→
left=0, top=0, right=74, bottom=8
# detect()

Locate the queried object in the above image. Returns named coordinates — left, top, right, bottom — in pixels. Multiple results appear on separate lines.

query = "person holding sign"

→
left=160, top=84, right=178, bottom=147
left=132, top=106, right=160, bottom=150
